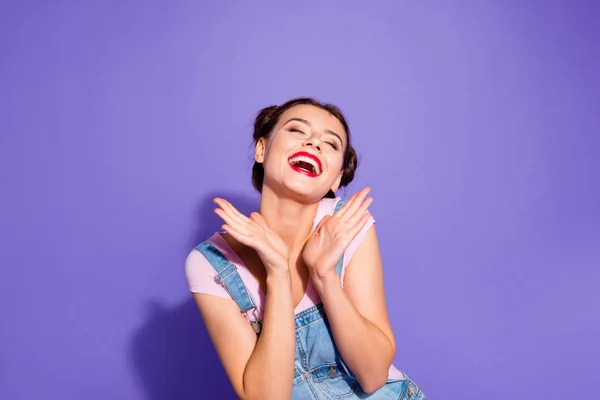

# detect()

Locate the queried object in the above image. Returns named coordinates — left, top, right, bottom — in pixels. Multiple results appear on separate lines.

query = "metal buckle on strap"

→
left=251, top=320, right=262, bottom=334
left=249, top=307, right=262, bottom=334
left=213, top=262, right=237, bottom=285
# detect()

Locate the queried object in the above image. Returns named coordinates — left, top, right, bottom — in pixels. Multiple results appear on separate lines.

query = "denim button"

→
left=409, top=381, right=418, bottom=393
left=327, top=366, right=338, bottom=378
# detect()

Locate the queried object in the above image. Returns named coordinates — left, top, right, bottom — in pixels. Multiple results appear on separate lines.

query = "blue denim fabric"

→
left=333, top=199, right=346, bottom=277
left=195, top=199, right=427, bottom=399
left=290, top=304, right=426, bottom=399
left=195, top=241, right=262, bottom=333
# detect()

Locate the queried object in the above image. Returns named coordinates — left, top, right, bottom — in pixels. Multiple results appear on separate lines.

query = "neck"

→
left=258, top=186, right=320, bottom=254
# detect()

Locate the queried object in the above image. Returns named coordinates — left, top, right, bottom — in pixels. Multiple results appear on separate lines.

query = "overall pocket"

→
left=312, top=363, right=359, bottom=399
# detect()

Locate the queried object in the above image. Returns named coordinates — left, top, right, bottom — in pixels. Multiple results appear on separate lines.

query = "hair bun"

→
left=340, top=146, right=358, bottom=187
left=253, top=106, right=279, bottom=141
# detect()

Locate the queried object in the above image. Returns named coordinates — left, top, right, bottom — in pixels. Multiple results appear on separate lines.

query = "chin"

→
left=271, top=180, right=330, bottom=204
left=287, top=186, right=322, bottom=203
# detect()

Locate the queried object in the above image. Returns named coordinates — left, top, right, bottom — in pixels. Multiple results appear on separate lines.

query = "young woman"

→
left=185, top=98, right=426, bottom=399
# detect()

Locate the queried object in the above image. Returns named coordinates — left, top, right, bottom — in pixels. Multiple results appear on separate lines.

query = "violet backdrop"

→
left=1, top=1, right=598, bottom=399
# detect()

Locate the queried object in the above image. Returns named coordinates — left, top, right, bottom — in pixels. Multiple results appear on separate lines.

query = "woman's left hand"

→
left=303, top=187, right=374, bottom=282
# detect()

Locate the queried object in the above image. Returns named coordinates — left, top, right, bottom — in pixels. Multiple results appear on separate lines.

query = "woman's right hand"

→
left=213, top=198, right=290, bottom=274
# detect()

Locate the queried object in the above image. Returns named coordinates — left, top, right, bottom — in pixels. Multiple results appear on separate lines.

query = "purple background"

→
left=1, top=1, right=598, bottom=399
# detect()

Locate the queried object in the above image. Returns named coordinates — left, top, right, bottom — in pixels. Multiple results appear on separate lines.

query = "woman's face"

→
left=256, top=104, right=347, bottom=202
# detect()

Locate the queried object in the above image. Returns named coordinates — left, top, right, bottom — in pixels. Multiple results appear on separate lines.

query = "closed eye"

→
left=289, top=125, right=339, bottom=150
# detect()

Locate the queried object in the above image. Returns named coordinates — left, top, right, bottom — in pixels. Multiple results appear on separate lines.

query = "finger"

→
left=214, top=198, right=249, bottom=223
left=314, top=215, right=331, bottom=232
left=249, top=212, right=267, bottom=227
left=332, top=193, right=356, bottom=219
left=214, top=198, right=249, bottom=226
left=214, top=208, right=257, bottom=236
left=213, top=208, right=240, bottom=230
left=345, top=211, right=373, bottom=241
left=250, top=212, right=276, bottom=236
left=339, top=187, right=370, bottom=217
left=336, top=187, right=371, bottom=219
left=221, top=224, right=255, bottom=247
left=345, top=196, right=373, bottom=227
left=223, top=223, right=276, bottom=258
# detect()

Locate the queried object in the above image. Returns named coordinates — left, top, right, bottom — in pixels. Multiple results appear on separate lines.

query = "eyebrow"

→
left=284, top=118, right=345, bottom=146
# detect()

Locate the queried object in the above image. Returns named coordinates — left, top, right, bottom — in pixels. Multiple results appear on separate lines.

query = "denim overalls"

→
left=195, top=201, right=427, bottom=399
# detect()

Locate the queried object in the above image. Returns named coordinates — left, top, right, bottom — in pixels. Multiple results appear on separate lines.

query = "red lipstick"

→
left=288, top=151, right=323, bottom=177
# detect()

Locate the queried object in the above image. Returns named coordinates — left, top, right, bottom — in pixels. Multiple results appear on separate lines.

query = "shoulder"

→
left=184, top=248, right=210, bottom=277
left=184, top=234, right=231, bottom=298
left=184, top=247, right=214, bottom=291
left=185, top=233, right=220, bottom=271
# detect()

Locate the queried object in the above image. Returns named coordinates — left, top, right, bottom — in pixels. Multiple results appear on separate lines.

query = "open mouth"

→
left=288, top=151, right=322, bottom=177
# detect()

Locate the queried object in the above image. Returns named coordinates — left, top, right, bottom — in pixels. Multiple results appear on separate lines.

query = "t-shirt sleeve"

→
left=184, top=249, right=231, bottom=298
left=340, top=211, right=376, bottom=287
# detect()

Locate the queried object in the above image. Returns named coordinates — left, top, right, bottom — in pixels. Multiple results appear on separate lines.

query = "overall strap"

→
left=195, top=241, right=262, bottom=333
left=333, top=199, right=346, bottom=276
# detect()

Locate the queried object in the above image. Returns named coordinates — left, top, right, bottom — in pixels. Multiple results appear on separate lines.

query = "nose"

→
left=302, top=134, right=322, bottom=152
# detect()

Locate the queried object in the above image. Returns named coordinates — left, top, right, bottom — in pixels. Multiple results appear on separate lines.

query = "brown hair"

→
left=251, top=97, right=358, bottom=199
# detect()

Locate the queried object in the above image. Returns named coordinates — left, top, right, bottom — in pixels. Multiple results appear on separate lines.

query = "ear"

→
left=330, top=170, right=343, bottom=193
left=254, top=138, right=266, bottom=163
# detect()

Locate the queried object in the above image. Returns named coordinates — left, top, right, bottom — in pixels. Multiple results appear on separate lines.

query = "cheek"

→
left=263, top=137, right=293, bottom=168
left=328, top=153, right=345, bottom=172
left=265, top=134, right=293, bottom=154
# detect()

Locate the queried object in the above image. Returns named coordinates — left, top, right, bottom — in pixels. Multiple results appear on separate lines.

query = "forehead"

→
left=278, top=105, right=347, bottom=139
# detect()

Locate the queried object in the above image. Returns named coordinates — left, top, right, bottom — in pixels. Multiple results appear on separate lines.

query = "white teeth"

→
left=288, top=155, right=321, bottom=175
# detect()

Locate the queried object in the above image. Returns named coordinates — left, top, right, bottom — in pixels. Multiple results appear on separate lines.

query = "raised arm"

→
left=303, top=188, right=396, bottom=393
left=192, top=267, right=295, bottom=399
left=190, top=199, right=297, bottom=400
left=311, top=225, right=396, bottom=393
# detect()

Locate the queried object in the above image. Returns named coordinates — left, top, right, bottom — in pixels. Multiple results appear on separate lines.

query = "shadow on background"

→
left=131, top=192, right=259, bottom=400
